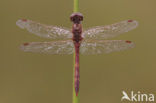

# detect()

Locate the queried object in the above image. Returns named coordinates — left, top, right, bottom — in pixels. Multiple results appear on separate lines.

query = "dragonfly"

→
left=16, top=12, right=138, bottom=96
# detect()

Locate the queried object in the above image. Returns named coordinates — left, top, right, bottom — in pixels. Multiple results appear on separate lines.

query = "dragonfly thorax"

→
left=70, top=12, right=83, bottom=24
left=72, top=24, right=83, bottom=43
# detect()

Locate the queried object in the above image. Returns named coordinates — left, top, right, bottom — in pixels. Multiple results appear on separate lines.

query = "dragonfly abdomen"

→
left=74, top=69, right=80, bottom=96
left=74, top=43, right=80, bottom=96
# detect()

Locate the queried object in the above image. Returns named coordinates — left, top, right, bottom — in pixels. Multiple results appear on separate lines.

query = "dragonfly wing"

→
left=82, top=20, right=138, bottom=39
left=20, top=40, right=74, bottom=54
left=80, top=40, right=135, bottom=54
left=16, top=19, right=72, bottom=39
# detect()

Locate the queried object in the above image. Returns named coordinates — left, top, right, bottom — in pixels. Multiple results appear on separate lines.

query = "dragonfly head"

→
left=70, top=12, right=83, bottom=24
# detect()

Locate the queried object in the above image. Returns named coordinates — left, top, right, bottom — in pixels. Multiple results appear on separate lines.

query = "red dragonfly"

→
left=16, top=12, right=138, bottom=96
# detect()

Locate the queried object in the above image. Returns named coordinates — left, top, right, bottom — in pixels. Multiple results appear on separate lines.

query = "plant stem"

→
left=73, top=1, right=80, bottom=103
left=74, top=0, right=79, bottom=12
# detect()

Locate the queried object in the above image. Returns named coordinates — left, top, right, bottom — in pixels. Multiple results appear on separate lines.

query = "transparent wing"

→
left=80, top=40, right=135, bottom=54
left=82, top=20, right=138, bottom=39
left=20, top=40, right=74, bottom=54
left=16, top=19, right=72, bottom=39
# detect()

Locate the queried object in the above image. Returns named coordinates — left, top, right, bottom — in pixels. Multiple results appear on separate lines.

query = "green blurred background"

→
left=0, top=0, right=156, bottom=103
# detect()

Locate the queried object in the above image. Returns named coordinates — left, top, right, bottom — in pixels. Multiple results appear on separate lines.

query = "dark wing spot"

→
left=125, top=40, right=132, bottom=43
left=128, top=20, right=133, bottom=22
left=23, top=43, right=29, bottom=46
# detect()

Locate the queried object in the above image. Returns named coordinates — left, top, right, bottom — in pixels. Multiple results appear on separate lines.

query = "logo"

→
left=121, top=91, right=154, bottom=102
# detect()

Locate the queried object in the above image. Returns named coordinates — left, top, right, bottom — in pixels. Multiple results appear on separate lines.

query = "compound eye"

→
left=70, top=16, right=73, bottom=21
left=78, top=18, right=80, bottom=21
left=70, top=12, right=83, bottom=22
left=80, top=16, right=83, bottom=21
